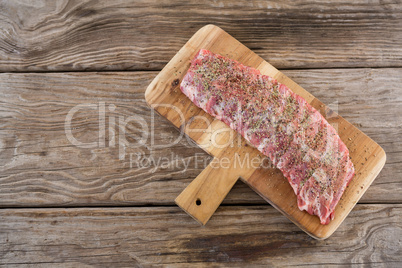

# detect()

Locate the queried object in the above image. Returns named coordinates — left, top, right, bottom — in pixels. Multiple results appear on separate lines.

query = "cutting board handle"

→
left=175, top=157, right=240, bottom=225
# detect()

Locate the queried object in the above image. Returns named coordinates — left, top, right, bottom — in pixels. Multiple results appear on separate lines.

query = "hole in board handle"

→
left=196, top=198, right=201, bottom=206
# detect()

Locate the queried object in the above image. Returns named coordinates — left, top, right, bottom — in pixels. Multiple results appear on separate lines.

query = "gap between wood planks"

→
left=1, top=65, right=402, bottom=74
left=0, top=201, right=400, bottom=210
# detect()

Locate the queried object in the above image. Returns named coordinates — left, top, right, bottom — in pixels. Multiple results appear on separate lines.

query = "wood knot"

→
left=171, top=79, right=180, bottom=87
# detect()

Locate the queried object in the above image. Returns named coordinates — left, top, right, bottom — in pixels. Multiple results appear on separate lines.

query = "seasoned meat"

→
left=180, top=49, right=355, bottom=224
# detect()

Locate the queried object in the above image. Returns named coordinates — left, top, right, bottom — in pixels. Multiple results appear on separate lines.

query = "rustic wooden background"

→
left=0, top=0, right=401, bottom=266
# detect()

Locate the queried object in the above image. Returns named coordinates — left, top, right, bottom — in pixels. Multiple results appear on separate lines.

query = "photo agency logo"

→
left=64, top=102, right=212, bottom=171
left=64, top=99, right=341, bottom=172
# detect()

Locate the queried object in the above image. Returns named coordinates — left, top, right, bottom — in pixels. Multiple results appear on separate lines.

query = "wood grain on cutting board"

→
left=145, top=24, right=386, bottom=239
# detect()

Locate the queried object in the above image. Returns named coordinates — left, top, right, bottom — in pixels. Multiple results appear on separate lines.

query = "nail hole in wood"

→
left=196, top=198, right=201, bottom=206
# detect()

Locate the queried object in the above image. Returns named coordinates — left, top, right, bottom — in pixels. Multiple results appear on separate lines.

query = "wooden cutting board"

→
left=144, top=24, right=386, bottom=239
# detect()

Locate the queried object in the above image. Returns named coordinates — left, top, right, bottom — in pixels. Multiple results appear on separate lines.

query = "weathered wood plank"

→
left=0, top=69, right=400, bottom=207
left=0, top=0, right=401, bottom=71
left=0, top=205, right=401, bottom=266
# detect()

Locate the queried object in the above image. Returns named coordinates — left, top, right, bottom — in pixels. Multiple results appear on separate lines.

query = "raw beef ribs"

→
left=180, top=49, right=355, bottom=224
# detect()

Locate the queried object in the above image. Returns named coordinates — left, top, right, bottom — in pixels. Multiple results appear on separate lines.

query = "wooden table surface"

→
left=0, top=1, right=401, bottom=266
